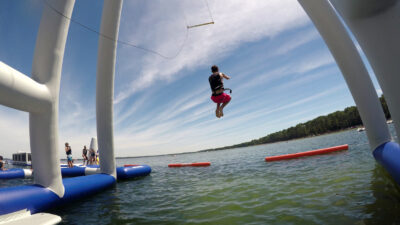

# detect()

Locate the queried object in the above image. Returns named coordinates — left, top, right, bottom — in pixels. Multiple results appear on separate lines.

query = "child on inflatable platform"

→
left=89, top=148, right=96, bottom=165
left=82, top=145, right=88, bottom=166
left=209, top=65, right=231, bottom=118
left=0, top=156, right=6, bottom=170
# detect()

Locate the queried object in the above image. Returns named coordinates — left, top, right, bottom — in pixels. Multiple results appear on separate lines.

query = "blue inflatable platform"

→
left=373, top=141, right=400, bottom=185
left=0, top=168, right=29, bottom=179
left=60, top=165, right=151, bottom=179
left=0, top=174, right=116, bottom=215
left=117, top=165, right=152, bottom=179
left=61, top=166, right=87, bottom=177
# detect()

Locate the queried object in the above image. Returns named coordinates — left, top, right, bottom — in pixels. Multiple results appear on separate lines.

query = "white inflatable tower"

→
left=0, top=0, right=75, bottom=197
left=297, top=0, right=391, bottom=150
left=329, top=0, right=400, bottom=141
left=96, top=0, right=123, bottom=178
left=298, top=0, right=400, bottom=184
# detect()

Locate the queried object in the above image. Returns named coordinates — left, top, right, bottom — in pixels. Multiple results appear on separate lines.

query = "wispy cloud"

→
left=272, top=28, right=319, bottom=56
left=233, top=49, right=335, bottom=95
left=296, top=50, right=334, bottom=74
left=114, top=0, right=309, bottom=103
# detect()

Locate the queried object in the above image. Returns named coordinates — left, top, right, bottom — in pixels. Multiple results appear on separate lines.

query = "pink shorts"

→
left=211, top=93, right=231, bottom=104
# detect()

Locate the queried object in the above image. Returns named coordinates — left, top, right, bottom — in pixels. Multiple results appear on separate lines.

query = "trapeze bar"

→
left=187, top=21, right=214, bottom=29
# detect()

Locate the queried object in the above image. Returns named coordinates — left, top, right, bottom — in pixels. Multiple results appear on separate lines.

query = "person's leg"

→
left=219, top=97, right=231, bottom=117
left=216, top=103, right=221, bottom=118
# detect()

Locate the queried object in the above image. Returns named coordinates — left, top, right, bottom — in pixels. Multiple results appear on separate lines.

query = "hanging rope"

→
left=204, top=0, right=214, bottom=23
left=42, top=0, right=189, bottom=60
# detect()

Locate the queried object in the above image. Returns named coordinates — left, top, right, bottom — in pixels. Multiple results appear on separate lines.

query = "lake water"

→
left=2, top=126, right=400, bottom=224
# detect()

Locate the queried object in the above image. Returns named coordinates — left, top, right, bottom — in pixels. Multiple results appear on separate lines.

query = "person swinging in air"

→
left=209, top=65, right=231, bottom=118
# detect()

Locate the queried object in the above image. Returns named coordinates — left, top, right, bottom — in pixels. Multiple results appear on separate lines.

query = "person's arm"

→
left=221, top=73, right=230, bottom=80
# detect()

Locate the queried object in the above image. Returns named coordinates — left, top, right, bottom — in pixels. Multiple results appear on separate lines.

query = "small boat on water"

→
left=357, top=127, right=365, bottom=132
left=11, top=152, right=32, bottom=166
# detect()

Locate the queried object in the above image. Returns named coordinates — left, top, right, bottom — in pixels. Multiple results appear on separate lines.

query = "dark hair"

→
left=0, top=156, right=3, bottom=160
left=211, top=65, right=219, bottom=73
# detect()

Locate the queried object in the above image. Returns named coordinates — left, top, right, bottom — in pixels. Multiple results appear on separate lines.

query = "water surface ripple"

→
left=2, top=126, right=400, bottom=224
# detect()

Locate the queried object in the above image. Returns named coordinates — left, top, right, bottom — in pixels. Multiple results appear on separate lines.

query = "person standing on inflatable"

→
left=65, top=142, right=73, bottom=168
left=82, top=145, right=88, bottom=166
left=0, top=156, right=7, bottom=171
left=209, top=65, right=231, bottom=118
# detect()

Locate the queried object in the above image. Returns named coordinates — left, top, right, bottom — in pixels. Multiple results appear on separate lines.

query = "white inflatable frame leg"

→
left=330, top=0, right=400, bottom=141
left=96, top=0, right=123, bottom=178
left=297, top=0, right=391, bottom=150
left=0, top=0, right=75, bottom=197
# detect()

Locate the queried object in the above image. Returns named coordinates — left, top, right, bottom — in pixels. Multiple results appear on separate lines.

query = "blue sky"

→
left=0, top=0, right=382, bottom=158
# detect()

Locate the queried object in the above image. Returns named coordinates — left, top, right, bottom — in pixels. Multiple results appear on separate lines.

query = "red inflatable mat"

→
left=168, top=162, right=211, bottom=167
left=265, top=144, right=348, bottom=162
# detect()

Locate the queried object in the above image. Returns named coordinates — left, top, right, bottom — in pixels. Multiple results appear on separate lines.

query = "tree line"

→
left=202, top=95, right=391, bottom=151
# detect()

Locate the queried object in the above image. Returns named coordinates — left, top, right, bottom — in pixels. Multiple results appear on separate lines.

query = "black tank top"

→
left=209, top=73, right=223, bottom=95
left=66, top=147, right=72, bottom=155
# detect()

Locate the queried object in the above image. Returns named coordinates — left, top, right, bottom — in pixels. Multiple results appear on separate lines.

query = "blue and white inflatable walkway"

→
left=61, top=165, right=152, bottom=179
left=0, top=164, right=152, bottom=219
left=0, top=169, right=32, bottom=179
left=0, top=174, right=116, bottom=216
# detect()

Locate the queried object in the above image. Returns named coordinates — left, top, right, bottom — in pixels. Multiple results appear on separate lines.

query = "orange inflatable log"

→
left=265, top=144, right=348, bottom=162
left=168, top=162, right=211, bottom=167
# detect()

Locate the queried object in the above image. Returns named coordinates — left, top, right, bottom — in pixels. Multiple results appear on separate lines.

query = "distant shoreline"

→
left=198, top=125, right=362, bottom=153
left=115, top=126, right=366, bottom=159
left=29, top=124, right=377, bottom=161
left=57, top=124, right=379, bottom=160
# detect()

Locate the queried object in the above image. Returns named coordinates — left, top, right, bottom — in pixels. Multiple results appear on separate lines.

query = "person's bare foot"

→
left=220, top=108, right=224, bottom=117
left=216, top=109, right=221, bottom=118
